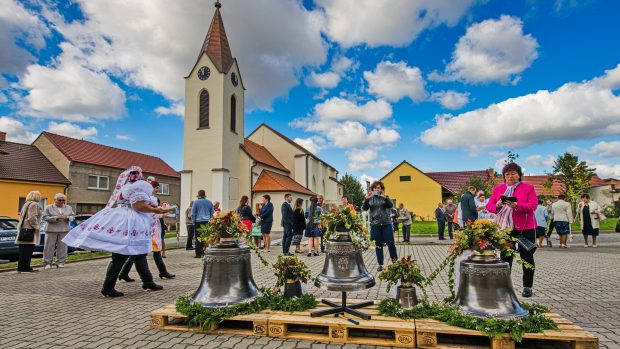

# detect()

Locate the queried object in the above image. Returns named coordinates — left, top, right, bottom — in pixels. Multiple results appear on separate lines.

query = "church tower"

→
left=181, top=0, right=245, bottom=212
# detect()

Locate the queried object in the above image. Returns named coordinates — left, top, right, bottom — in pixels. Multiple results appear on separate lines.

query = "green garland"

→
left=377, top=299, right=557, bottom=342
left=176, top=288, right=317, bottom=330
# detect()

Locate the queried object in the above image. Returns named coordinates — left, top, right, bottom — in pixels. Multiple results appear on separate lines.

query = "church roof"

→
left=199, top=1, right=234, bottom=74
left=241, top=139, right=289, bottom=173
left=252, top=170, right=315, bottom=195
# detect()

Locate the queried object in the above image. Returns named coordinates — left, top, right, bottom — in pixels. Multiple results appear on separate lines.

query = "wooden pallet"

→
left=415, top=312, right=599, bottom=349
left=150, top=302, right=598, bottom=349
left=149, top=304, right=270, bottom=336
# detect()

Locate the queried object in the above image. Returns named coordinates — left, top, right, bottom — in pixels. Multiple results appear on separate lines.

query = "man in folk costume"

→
left=63, top=166, right=167, bottom=297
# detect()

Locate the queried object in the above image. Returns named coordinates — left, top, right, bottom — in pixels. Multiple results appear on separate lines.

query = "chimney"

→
left=0, top=131, right=6, bottom=142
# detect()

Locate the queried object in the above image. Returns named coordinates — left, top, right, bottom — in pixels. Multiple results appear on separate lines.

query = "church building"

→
left=180, top=2, right=342, bottom=232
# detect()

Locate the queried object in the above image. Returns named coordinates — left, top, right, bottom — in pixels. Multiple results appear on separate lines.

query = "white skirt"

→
left=63, top=206, right=153, bottom=255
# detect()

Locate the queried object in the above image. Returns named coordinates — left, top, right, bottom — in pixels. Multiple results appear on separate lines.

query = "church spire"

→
left=199, top=0, right=234, bottom=73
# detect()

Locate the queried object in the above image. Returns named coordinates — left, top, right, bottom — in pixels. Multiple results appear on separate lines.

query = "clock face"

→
left=231, top=72, right=238, bottom=87
left=197, top=66, right=210, bottom=80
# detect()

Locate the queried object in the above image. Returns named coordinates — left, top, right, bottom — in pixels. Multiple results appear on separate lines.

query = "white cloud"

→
left=115, top=134, right=135, bottom=141
left=0, top=116, right=37, bottom=143
left=587, top=161, right=620, bottom=179
left=525, top=154, right=556, bottom=168
left=297, top=120, right=400, bottom=149
left=347, top=148, right=378, bottom=164
left=0, top=1, right=50, bottom=76
left=359, top=174, right=377, bottom=190
left=294, top=136, right=326, bottom=154
left=430, top=90, right=470, bottom=110
left=316, top=0, right=477, bottom=48
left=20, top=59, right=126, bottom=122
left=155, top=102, right=184, bottom=117
left=48, top=121, right=97, bottom=139
left=41, top=0, right=327, bottom=111
left=306, top=71, right=340, bottom=89
left=421, top=64, right=620, bottom=152
left=433, top=15, right=538, bottom=84
left=592, top=141, right=620, bottom=158
left=364, top=61, right=426, bottom=102
left=314, top=97, right=392, bottom=123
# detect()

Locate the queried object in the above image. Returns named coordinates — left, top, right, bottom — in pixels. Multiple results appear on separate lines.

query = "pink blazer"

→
left=486, top=182, right=538, bottom=230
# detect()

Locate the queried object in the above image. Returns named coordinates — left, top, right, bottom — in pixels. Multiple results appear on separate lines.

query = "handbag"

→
left=17, top=202, right=35, bottom=242
left=516, top=235, right=537, bottom=253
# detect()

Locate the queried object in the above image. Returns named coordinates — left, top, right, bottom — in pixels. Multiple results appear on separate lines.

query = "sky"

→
left=1, top=0, right=620, bottom=183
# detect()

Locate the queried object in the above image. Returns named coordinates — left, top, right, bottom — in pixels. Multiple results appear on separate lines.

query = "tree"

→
left=547, top=153, right=596, bottom=204
left=340, top=173, right=365, bottom=209
left=504, top=150, right=520, bottom=165
left=455, top=176, right=495, bottom=200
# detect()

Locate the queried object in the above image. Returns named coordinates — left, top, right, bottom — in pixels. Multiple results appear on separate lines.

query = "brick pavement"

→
left=1, top=236, right=619, bottom=349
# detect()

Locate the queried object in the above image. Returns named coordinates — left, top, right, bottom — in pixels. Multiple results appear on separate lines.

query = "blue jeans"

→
left=370, top=224, right=398, bottom=266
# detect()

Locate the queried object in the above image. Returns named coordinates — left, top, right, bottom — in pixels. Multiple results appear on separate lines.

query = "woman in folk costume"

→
left=63, top=166, right=165, bottom=297
left=118, top=181, right=175, bottom=282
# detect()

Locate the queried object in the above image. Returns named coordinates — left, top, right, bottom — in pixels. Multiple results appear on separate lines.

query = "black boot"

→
left=101, top=257, right=125, bottom=297
left=118, top=257, right=135, bottom=282
left=153, top=252, right=175, bottom=279
left=134, top=254, right=163, bottom=291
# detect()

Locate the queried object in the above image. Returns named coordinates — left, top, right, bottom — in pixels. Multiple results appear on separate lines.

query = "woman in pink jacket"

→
left=486, top=162, right=538, bottom=298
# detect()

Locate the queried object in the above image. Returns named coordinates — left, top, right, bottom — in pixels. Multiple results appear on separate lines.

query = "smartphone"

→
left=500, top=195, right=517, bottom=203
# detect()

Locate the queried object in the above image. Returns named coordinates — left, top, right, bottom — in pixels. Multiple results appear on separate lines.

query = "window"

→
left=158, top=183, right=170, bottom=195
left=399, top=176, right=411, bottom=182
left=230, top=94, right=237, bottom=133
left=88, top=175, right=109, bottom=190
left=199, top=89, right=209, bottom=128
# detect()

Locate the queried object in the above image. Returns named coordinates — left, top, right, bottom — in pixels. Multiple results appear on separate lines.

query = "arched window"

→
left=230, top=94, right=237, bottom=133
left=199, top=90, right=209, bottom=128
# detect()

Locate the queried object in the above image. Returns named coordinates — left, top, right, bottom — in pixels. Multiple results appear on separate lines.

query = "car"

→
left=0, top=216, right=20, bottom=261
left=35, top=214, right=92, bottom=253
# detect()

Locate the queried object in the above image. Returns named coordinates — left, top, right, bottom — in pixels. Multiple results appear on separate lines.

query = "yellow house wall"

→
left=0, top=180, right=67, bottom=219
left=382, top=164, right=442, bottom=221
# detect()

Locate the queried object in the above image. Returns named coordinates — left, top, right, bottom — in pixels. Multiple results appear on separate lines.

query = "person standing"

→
left=292, top=198, right=305, bottom=253
left=305, top=196, right=322, bottom=256
left=578, top=194, right=603, bottom=248
left=460, top=186, right=478, bottom=224
left=362, top=181, right=397, bottom=271
left=252, top=203, right=263, bottom=248
left=397, top=203, right=412, bottom=242
left=435, top=203, right=446, bottom=240
left=551, top=194, right=573, bottom=248
left=475, top=191, right=493, bottom=220
left=546, top=199, right=555, bottom=244
left=236, top=195, right=255, bottom=234
left=389, top=206, right=399, bottom=240
left=42, top=193, right=74, bottom=269
left=534, top=199, right=550, bottom=248
left=259, top=195, right=274, bottom=252
left=15, top=191, right=44, bottom=273
left=487, top=162, right=538, bottom=298
left=281, top=193, right=294, bottom=256
left=317, top=195, right=325, bottom=252
left=185, top=201, right=194, bottom=250
left=444, top=199, right=456, bottom=239
left=191, top=189, right=215, bottom=258
left=64, top=167, right=164, bottom=297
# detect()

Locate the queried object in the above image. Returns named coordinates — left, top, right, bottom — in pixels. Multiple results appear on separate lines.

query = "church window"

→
left=231, top=94, right=237, bottom=133
left=199, top=90, right=209, bottom=128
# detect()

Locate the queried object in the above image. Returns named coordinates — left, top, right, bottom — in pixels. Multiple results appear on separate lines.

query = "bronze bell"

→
left=191, top=239, right=261, bottom=308
left=453, top=253, right=528, bottom=319
left=314, top=232, right=375, bottom=291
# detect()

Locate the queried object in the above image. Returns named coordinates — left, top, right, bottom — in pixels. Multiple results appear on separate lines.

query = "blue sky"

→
left=1, top=0, right=620, bottom=182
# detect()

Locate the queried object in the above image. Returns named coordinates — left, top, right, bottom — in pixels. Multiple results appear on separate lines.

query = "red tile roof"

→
left=0, top=141, right=70, bottom=185
left=252, top=170, right=315, bottom=195
left=500, top=175, right=612, bottom=197
left=241, top=139, right=289, bottom=173
left=199, top=5, right=233, bottom=74
left=426, top=170, right=493, bottom=194
left=40, top=132, right=180, bottom=178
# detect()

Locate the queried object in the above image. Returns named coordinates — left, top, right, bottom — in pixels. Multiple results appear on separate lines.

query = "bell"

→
left=453, top=253, right=528, bottom=319
left=396, top=285, right=418, bottom=309
left=191, top=239, right=261, bottom=308
left=311, top=233, right=375, bottom=320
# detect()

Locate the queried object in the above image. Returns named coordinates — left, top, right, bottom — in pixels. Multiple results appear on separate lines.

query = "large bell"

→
left=314, top=232, right=375, bottom=291
left=453, top=253, right=528, bottom=319
left=191, top=239, right=261, bottom=308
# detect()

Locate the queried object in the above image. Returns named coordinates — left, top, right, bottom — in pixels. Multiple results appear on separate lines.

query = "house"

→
left=0, top=131, right=71, bottom=219
left=180, top=2, right=342, bottom=231
left=33, top=132, right=180, bottom=219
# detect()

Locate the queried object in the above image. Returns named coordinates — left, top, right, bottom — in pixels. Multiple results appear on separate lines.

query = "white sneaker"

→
left=44, top=265, right=52, bottom=270
left=57, top=264, right=65, bottom=268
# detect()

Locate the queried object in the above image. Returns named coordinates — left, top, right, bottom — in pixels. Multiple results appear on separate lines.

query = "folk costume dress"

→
left=63, top=168, right=157, bottom=256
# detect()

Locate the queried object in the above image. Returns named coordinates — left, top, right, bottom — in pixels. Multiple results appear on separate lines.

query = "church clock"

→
left=197, top=66, right=210, bottom=80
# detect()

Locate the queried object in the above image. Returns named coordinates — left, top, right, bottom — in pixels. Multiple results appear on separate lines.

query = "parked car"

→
left=35, top=214, right=92, bottom=253
left=0, top=217, right=19, bottom=261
